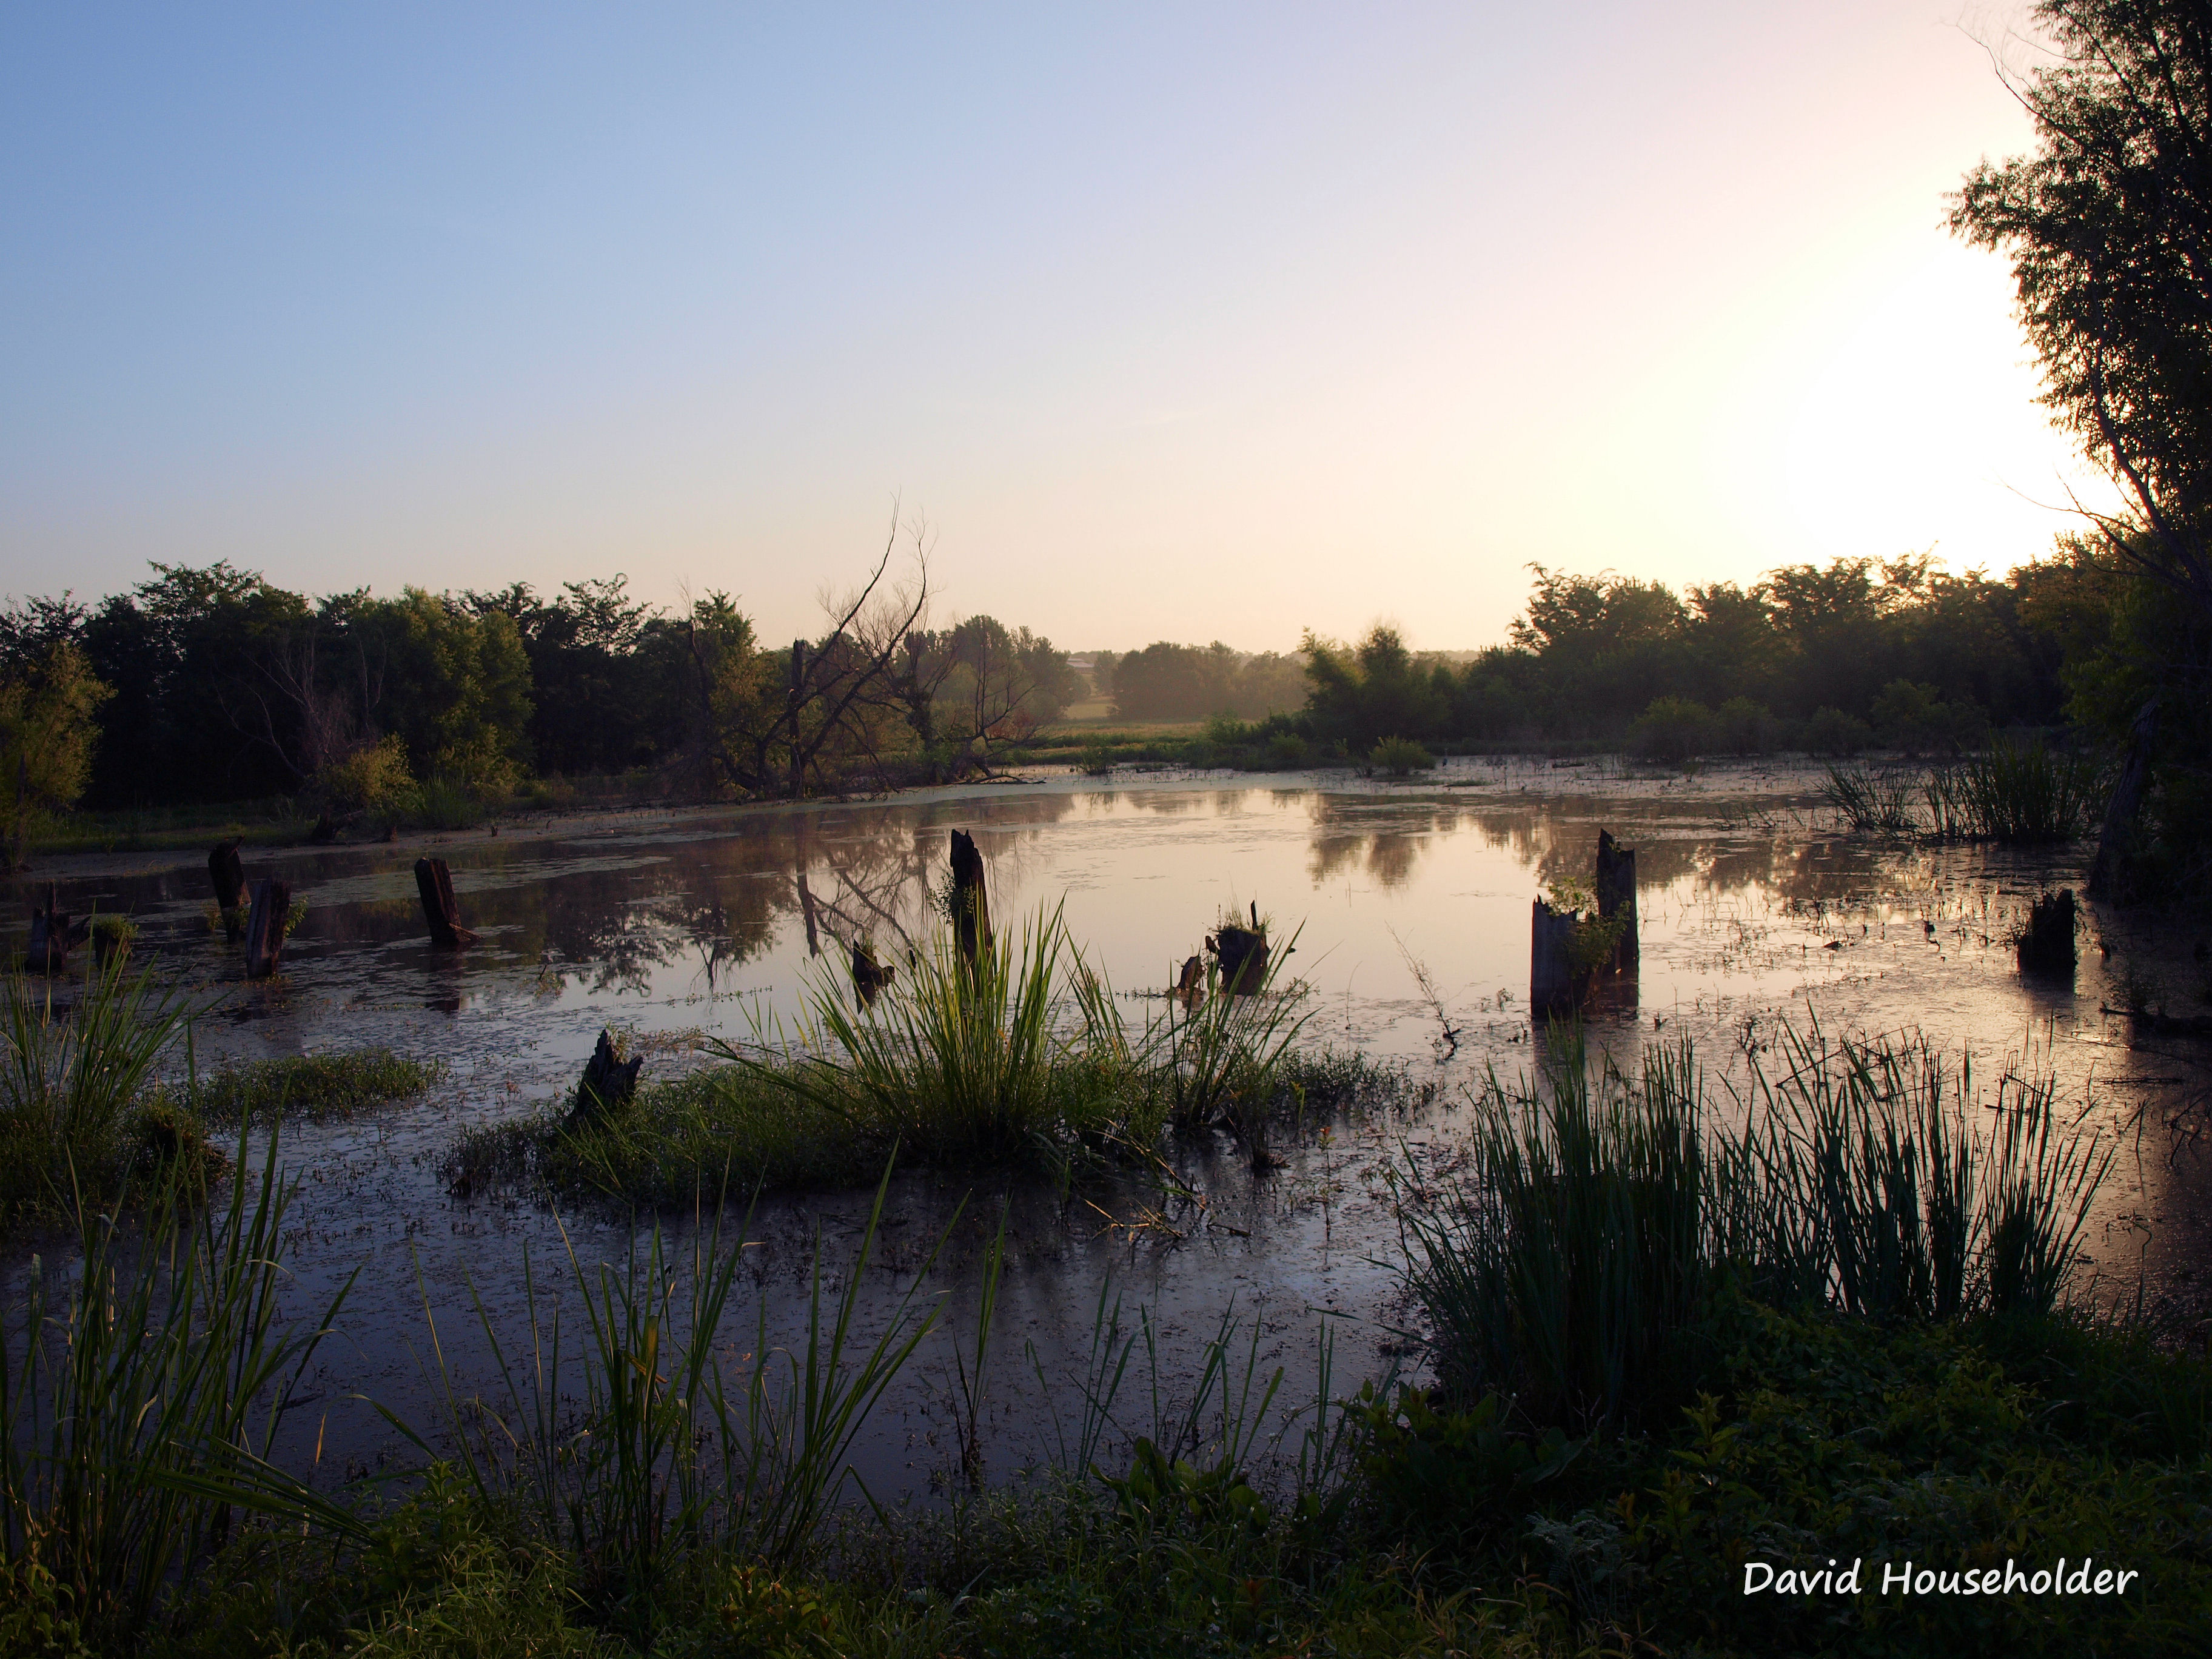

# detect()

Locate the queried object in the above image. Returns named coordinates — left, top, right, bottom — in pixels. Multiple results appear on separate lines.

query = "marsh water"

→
left=7, top=757, right=2211, bottom=1500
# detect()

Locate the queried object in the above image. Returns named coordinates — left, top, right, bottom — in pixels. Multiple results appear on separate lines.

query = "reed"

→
left=0, top=961, right=202, bottom=1221
left=0, top=1130, right=354, bottom=1644
left=1926, top=740, right=2103, bottom=842
left=1400, top=1023, right=2111, bottom=1433
left=730, top=903, right=1099, bottom=1160
left=1820, top=763, right=1917, bottom=834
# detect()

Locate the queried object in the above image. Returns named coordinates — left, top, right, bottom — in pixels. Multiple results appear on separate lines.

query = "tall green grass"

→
left=0, top=962, right=202, bottom=1222
left=1925, top=739, right=2103, bottom=842
left=728, top=905, right=1104, bottom=1160
left=0, top=1131, right=354, bottom=1645
left=1819, top=764, right=1917, bottom=834
left=1400, top=1023, right=2110, bottom=1432
left=401, top=1162, right=948, bottom=1635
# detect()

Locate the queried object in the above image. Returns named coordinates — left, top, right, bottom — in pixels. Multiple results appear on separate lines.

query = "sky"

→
left=0, top=2, right=2119, bottom=651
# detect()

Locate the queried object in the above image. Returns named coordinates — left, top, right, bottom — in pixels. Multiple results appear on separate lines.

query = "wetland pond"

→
left=7, top=755, right=2211, bottom=1503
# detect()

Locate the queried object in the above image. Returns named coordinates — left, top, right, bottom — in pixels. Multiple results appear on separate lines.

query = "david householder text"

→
left=1743, top=1558, right=2139, bottom=1598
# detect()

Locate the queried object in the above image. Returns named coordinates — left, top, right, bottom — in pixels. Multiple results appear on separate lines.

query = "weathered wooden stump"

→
left=208, top=841, right=247, bottom=943
left=243, top=879, right=290, bottom=979
left=2017, top=888, right=2077, bottom=976
left=950, top=830, right=990, bottom=965
left=1530, top=897, right=1582, bottom=1016
left=24, top=886, right=78, bottom=976
left=414, top=858, right=479, bottom=950
left=1596, top=830, right=1638, bottom=973
left=309, top=810, right=338, bottom=845
left=850, top=938, right=896, bottom=1007
left=1174, top=953, right=1204, bottom=1004
left=1210, top=925, right=1270, bottom=995
left=571, top=1028, right=643, bottom=1124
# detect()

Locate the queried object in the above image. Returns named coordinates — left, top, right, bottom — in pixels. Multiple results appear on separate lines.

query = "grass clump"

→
left=1927, top=739, right=2103, bottom=843
left=448, top=1068, right=876, bottom=1204
left=1367, top=736, right=1435, bottom=776
left=0, top=963, right=209, bottom=1226
left=182, top=1048, right=447, bottom=1124
left=1822, top=763, right=1919, bottom=834
left=1401, top=1023, right=2109, bottom=1434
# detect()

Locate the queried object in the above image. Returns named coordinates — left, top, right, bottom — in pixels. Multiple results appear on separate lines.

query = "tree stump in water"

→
left=950, top=830, right=990, bottom=966
left=24, top=886, right=80, bottom=975
left=309, top=811, right=338, bottom=845
left=1596, top=830, right=1638, bottom=973
left=414, top=858, right=479, bottom=950
left=571, top=1028, right=642, bottom=1125
left=1530, top=898, right=1583, bottom=1016
left=243, top=879, right=290, bottom=979
left=2017, top=888, right=2078, bottom=976
left=209, top=841, right=247, bottom=943
left=850, top=939, right=896, bottom=1007
left=1175, top=954, right=1204, bottom=1005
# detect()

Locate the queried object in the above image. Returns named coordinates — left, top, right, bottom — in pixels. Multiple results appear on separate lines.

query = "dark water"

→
left=5, top=757, right=2208, bottom=1499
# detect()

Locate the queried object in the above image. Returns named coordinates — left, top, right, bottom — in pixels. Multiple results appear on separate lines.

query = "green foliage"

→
left=358, top=589, right=536, bottom=789
left=183, top=1048, right=446, bottom=1124
left=1929, top=740, right=2104, bottom=842
left=0, top=641, right=110, bottom=870
left=311, top=732, right=416, bottom=814
left=1627, top=695, right=1710, bottom=763
left=1871, top=678, right=1987, bottom=755
left=0, top=963, right=205, bottom=1225
left=1804, top=705, right=1873, bottom=756
left=1368, top=734, right=1434, bottom=775
left=1102, top=640, right=1306, bottom=720
left=0, top=1132, right=352, bottom=1648
left=1400, top=1025, right=2110, bottom=1435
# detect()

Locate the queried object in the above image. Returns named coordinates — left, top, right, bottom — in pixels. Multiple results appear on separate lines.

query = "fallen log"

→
left=243, top=879, right=290, bottom=979
left=414, top=857, right=479, bottom=950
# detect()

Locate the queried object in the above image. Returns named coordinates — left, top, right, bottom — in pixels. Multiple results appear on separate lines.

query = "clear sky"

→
left=0, top=2, right=2116, bottom=651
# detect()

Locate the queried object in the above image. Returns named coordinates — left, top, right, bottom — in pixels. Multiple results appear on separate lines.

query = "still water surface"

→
left=7, top=759, right=2209, bottom=1497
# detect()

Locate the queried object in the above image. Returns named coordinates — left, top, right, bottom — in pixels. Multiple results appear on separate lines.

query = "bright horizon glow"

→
left=0, top=2, right=2124, bottom=652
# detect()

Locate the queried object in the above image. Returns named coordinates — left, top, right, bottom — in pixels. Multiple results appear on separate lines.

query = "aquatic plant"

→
left=733, top=903, right=1091, bottom=1160
left=1399, top=1023, right=2110, bottom=1432
left=1820, top=763, right=1917, bottom=834
left=1940, top=739, right=2103, bottom=843
left=0, top=961, right=201, bottom=1221
left=0, top=1131, right=354, bottom=1646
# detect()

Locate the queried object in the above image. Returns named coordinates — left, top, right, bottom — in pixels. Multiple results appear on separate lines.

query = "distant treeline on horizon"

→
left=0, top=547, right=2121, bottom=813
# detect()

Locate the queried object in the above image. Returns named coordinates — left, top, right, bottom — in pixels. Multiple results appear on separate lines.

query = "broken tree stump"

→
left=1595, top=829, right=1638, bottom=974
left=571, top=1028, right=643, bottom=1125
left=414, top=858, right=479, bottom=950
left=24, top=885, right=76, bottom=975
left=243, top=879, right=290, bottom=979
left=950, top=830, right=990, bottom=965
left=1175, top=954, right=1204, bottom=1005
left=1530, top=898, right=1582, bottom=1016
left=850, top=938, right=896, bottom=1008
left=2017, top=888, right=2078, bottom=976
left=1209, top=902, right=1271, bottom=996
left=208, top=840, right=247, bottom=943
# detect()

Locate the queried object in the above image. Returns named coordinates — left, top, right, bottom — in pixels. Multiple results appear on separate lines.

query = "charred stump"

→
left=950, top=830, right=990, bottom=966
left=2017, top=888, right=2078, bottom=976
left=209, top=841, right=247, bottom=943
left=850, top=939, right=897, bottom=1008
left=1595, top=830, right=1638, bottom=973
left=414, top=858, right=479, bottom=950
left=571, top=1028, right=643, bottom=1125
left=243, top=879, right=290, bottom=979
left=24, top=885, right=80, bottom=975
left=1208, top=902, right=1271, bottom=996
left=1175, top=953, right=1204, bottom=1005
left=1530, top=898, right=1583, bottom=1016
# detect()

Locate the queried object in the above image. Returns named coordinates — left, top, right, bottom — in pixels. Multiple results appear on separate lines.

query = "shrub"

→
left=1368, top=736, right=1434, bottom=776
left=1803, top=706, right=1872, bottom=756
left=1871, top=679, right=1988, bottom=755
left=1627, top=695, right=1711, bottom=763
left=310, top=734, right=415, bottom=814
left=1711, top=695, right=1778, bottom=754
left=1264, top=732, right=1310, bottom=768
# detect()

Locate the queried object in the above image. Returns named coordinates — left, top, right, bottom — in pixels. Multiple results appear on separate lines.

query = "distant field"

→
left=1036, top=708, right=1205, bottom=736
